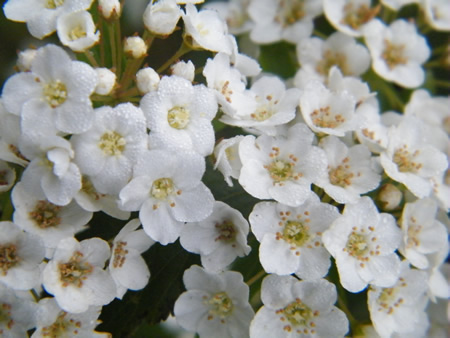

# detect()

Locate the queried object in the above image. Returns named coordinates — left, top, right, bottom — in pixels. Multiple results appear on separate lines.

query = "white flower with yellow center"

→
left=424, top=0, right=450, bottom=31
left=119, top=149, right=214, bottom=245
left=143, top=0, right=182, bottom=36
left=363, top=19, right=430, bottom=88
left=380, top=116, right=448, bottom=198
left=42, top=237, right=116, bottom=313
left=3, top=0, right=94, bottom=39
left=174, top=265, right=254, bottom=338
left=238, top=123, right=327, bottom=207
left=71, top=103, right=148, bottom=195
left=316, top=136, right=381, bottom=204
left=368, top=262, right=429, bottom=338
left=141, top=75, right=217, bottom=156
left=249, top=195, right=340, bottom=279
left=2, top=44, right=97, bottom=135
left=109, top=219, right=154, bottom=299
left=399, top=198, right=448, bottom=270
left=56, top=10, right=99, bottom=52
left=180, top=201, right=251, bottom=272
left=250, top=275, right=348, bottom=337
left=322, top=196, right=402, bottom=293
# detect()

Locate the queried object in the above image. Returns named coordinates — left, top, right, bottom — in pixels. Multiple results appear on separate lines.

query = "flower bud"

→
left=124, top=36, right=147, bottom=59
left=94, top=68, right=116, bottom=95
left=170, top=60, right=195, bottom=82
left=136, top=67, right=160, bottom=93
left=99, top=0, right=121, bottom=19
left=17, top=49, right=37, bottom=72
left=377, top=183, right=403, bottom=210
left=143, top=0, right=181, bottom=35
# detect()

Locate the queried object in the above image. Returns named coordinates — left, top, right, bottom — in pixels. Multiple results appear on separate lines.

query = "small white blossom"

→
left=213, top=135, right=245, bottom=187
left=171, top=60, right=195, bottom=82
left=119, top=149, right=214, bottom=245
left=136, top=67, right=160, bottom=93
left=364, top=19, right=430, bottom=88
left=424, top=0, right=450, bottom=31
left=124, top=36, right=147, bottom=58
left=0, top=102, right=28, bottom=166
left=42, top=237, right=116, bottom=313
left=94, top=68, right=116, bottom=95
left=56, top=10, right=100, bottom=52
left=250, top=275, right=349, bottom=337
left=323, top=196, right=402, bottom=293
left=98, top=0, right=121, bottom=19
left=180, top=201, right=251, bottom=272
left=174, top=265, right=254, bottom=338
left=249, top=195, right=340, bottom=279
left=16, top=48, right=37, bottom=72
left=143, top=0, right=181, bottom=36
left=109, top=219, right=154, bottom=299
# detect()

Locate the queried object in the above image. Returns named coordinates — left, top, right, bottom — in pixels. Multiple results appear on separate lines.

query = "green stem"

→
left=116, top=86, right=140, bottom=99
left=99, top=16, right=106, bottom=66
left=84, top=50, right=99, bottom=68
left=115, top=19, right=123, bottom=77
left=246, top=269, right=266, bottom=287
left=337, top=295, right=358, bottom=329
left=108, top=23, right=117, bottom=71
left=434, top=79, right=450, bottom=88
left=156, top=42, right=191, bottom=74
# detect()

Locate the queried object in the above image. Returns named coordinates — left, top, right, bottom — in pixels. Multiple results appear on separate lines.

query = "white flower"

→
left=109, top=219, right=154, bottom=299
left=42, top=237, right=116, bottom=313
left=323, top=197, right=402, bottom=293
left=0, top=101, right=28, bottom=166
left=71, top=102, right=148, bottom=195
left=204, top=0, right=253, bottom=35
left=141, top=75, right=217, bottom=156
left=238, top=123, right=327, bottom=207
left=174, top=265, right=254, bottom=338
left=16, top=48, right=37, bottom=72
left=363, top=19, right=430, bottom=88
left=248, top=0, right=321, bottom=44
left=316, top=136, right=381, bottom=204
left=124, top=36, right=147, bottom=58
left=136, top=67, right=160, bottom=94
left=98, top=0, right=121, bottom=19
left=3, top=0, right=94, bottom=39
left=249, top=195, right=340, bottom=279
left=171, top=60, right=195, bottom=82
left=94, top=68, right=116, bottom=95
left=2, top=44, right=97, bottom=135
left=143, top=0, right=181, bottom=36
left=380, top=116, right=448, bottom=198
left=368, top=262, right=430, bottom=338
left=0, top=161, right=16, bottom=192
left=220, top=75, right=299, bottom=136
left=0, top=284, right=37, bottom=336
left=213, top=135, right=245, bottom=187
left=180, top=201, right=251, bottom=272
left=250, top=275, right=348, bottom=338
left=182, top=4, right=232, bottom=54
left=32, top=298, right=107, bottom=337
left=323, top=0, right=380, bottom=37
left=119, top=149, right=214, bottom=245
left=399, top=198, right=448, bottom=269
left=57, top=10, right=100, bottom=52
left=296, top=32, right=371, bottom=80
left=12, top=182, right=92, bottom=254
left=424, top=0, right=450, bottom=31
left=0, top=221, right=44, bottom=290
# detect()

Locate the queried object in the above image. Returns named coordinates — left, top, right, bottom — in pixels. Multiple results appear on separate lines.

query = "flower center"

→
left=167, top=106, right=190, bottom=129
left=112, top=241, right=128, bottom=268
left=214, top=220, right=236, bottom=243
left=43, top=80, right=67, bottom=108
left=29, top=200, right=62, bottom=229
left=98, top=131, right=126, bottom=156
left=341, top=3, right=380, bottom=30
left=345, top=232, right=369, bottom=257
left=282, top=221, right=310, bottom=247
left=45, top=0, right=65, bottom=9
left=375, top=279, right=406, bottom=314
left=0, top=303, right=13, bottom=329
left=68, top=25, right=87, bottom=41
left=282, top=299, right=314, bottom=327
left=310, top=106, right=345, bottom=129
left=316, top=50, right=349, bottom=76
left=382, top=40, right=407, bottom=69
left=59, top=251, right=94, bottom=288
left=151, top=178, right=175, bottom=200
left=41, top=312, right=75, bottom=337
left=207, top=292, right=234, bottom=318
left=393, top=145, right=422, bottom=173
left=277, top=0, right=305, bottom=27
left=0, top=244, right=20, bottom=276
left=251, top=104, right=275, bottom=121
left=81, top=176, right=105, bottom=201
left=328, top=158, right=354, bottom=187
left=267, top=160, right=294, bottom=182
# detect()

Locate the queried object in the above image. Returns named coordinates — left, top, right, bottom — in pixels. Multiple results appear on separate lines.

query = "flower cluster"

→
left=0, top=0, right=448, bottom=337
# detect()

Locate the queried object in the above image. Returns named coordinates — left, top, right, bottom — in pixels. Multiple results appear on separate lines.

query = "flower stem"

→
left=84, top=50, right=99, bottom=68
left=156, top=42, right=191, bottom=74
left=246, top=269, right=266, bottom=287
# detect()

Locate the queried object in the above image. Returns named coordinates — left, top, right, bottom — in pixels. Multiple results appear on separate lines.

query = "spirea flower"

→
left=250, top=275, right=348, bottom=337
left=322, top=196, right=402, bottom=293
left=56, top=10, right=100, bottom=52
left=174, top=265, right=254, bottom=338
left=42, top=237, right=116, bottom=313
left=180, top=201, right=251, bottom=272
left=119, top=149, right=214, bottom=245
left=249, top=195, right=340, bottom=279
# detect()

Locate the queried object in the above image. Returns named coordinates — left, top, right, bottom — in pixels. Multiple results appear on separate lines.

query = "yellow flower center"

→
left=45, top=0, right=65, bottom=9
left=43, top=80, right=67, bottom=108
left=98, top=131, right=126, bottom=156
left=59, top=251, right=93, bottom=288
left=168, top=106, right=190, bottom=129
left=0, top=244, right=20, bottom=276
left=151, top=178, right=175, bottom=200
left=29, top=200, right=62, bottom=229
left=382, top=40, right=407, bottom=69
